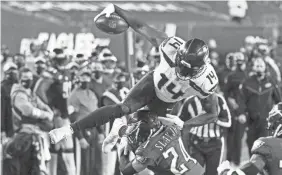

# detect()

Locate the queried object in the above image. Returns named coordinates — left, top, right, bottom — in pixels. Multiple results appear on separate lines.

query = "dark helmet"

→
left=126, top=110, right=162, bottom=151
left=52, top=48, right=69, bottom=68
left=175, top=38, right=209, bottom=80
left=267, top=102, right=282, bottom=138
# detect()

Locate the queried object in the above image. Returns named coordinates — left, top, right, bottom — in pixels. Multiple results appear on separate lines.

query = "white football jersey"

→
left=153, top=36, right=218, bottom=103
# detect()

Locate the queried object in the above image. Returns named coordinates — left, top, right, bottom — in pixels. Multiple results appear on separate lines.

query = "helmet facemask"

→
left=174, top=47, right=207, bottom=80
left=126, top=121, right=154, bottom=151
left=126, top=111, right=162, bottom=151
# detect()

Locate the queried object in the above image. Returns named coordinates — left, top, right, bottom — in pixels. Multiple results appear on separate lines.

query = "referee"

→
left=178, top=93, right=231, bottom=175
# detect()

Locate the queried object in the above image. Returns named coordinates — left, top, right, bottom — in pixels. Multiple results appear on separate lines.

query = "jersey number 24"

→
left=162, top=138, right=197, bottom=174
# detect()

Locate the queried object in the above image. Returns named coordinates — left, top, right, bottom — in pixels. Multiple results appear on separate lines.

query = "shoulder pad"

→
left=159, top=36, right=185, bottom=67
left=194, top=64, right=218, bottom=97
left=251, top=137, right=271, bottom=157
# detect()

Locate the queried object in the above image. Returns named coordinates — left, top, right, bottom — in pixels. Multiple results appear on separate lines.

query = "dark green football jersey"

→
left=251, top=137, right=282, bottom=175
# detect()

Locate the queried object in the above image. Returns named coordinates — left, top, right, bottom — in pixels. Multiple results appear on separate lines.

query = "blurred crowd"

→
left=1, top=33, right=282, bottom=175
left=1, top=38, right=153, bottom=175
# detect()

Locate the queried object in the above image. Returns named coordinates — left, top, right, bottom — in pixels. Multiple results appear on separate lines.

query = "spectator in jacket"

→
left=68, top=68, right=101, bottom=175
left=7, top=67, right=53, bottom=175
left=223, top=52, right=248, bottom=166
left=237, top=57, right=281, bottom=154
left=217, top=53, right=237, bottom=91
left=1, top=62, right=18, bottom=138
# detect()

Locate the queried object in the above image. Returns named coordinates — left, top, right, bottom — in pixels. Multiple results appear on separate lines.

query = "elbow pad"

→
left=240, top=162, right=261, bottom=175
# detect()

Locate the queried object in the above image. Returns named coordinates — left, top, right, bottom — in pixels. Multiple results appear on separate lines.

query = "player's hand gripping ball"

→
left=94, top=4, right=129, bottom=34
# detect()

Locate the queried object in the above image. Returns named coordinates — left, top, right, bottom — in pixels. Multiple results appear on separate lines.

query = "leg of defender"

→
left=71, top=72, right=156, bottom=133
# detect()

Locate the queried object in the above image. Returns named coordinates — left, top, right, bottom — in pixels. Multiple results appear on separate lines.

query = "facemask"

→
left=117, top=82, right=123, bottom=89
left=7, top=71, right=18, bottom=83
left=36, top=66, right=45, bottom=75
left=93, top=71, right=101, bottom=79
left=256, top=72, right=264, bottom=78
left=21, top=79, right=33, bottom=89
left=80, top=81, right=89, bottom=89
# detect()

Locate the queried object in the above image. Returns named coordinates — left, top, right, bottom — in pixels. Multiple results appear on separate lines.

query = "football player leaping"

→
left=217, top=102, right=282, bottom=175
left=49, top=3, right=219, bottom=151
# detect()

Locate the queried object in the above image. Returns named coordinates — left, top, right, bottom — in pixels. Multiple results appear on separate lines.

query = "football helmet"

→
left=267, top=102, right=282, bottom=138
left=51, top=48, right=69, bottom=69
left=175, top=38, right=209, bottom=80
left=126, top=110, right=162, bottom=151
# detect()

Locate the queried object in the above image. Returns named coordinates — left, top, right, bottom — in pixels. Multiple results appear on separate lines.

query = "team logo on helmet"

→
left=267, top=103, right=282, bottom=137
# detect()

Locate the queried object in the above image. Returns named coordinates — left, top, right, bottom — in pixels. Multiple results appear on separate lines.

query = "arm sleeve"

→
left=239, top=154, right=266, bottom=175
left=271, top=81, right=282, bottom=103
left=36, top=96, right=54, bottom=117
left=222, top=74, right=231, bottom=97
left=67, top=89, right=80, bottom=115
left=13, top=92, right=48, bottom=119
left=216, top=95, right=232, bottom=128
left=237, top=81, right=249, bottom=115
left=34, top=77, right=54, bottom=104
left=178, top=98, right=193, bottom=121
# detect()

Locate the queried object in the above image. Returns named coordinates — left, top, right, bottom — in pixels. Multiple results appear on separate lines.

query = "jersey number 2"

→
left=162, top=138, right=196, bottom=174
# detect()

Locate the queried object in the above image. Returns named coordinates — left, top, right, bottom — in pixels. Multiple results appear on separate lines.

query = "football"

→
left=95, top=13, right=129, bottom=34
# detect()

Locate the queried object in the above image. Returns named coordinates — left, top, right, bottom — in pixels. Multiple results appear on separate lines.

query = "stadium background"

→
left=2, top=1, right=282, bottom=62
left=1, top=0, right=282, bottom=168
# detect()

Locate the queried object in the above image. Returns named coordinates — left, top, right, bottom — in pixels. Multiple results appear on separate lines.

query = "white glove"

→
left=117, top=136, right=130, bottom=156
left=158, top=114, right=184, bottom=130
left=238, top=114, right=247, bottom=124
left=43, top=111, right=54, bottom=121
left=94, top=3, right=115, bottom=22
left=49, top=126, right=74, bottom=144
left=217, top=161, right=233, bottom=175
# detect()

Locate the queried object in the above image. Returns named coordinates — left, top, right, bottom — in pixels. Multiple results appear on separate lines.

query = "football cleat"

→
left=49, top=126, right=74, bottom=144
left=102, top=118, right=127, bottom=153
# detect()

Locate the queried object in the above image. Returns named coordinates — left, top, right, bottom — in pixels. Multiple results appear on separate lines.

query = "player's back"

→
left=252, top=137, right=282, bottom=175
left=136, top=125, right=204, bottom=175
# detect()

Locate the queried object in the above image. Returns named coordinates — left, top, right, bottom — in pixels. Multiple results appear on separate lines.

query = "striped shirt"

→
left=178, top=94, right=231, bottom=138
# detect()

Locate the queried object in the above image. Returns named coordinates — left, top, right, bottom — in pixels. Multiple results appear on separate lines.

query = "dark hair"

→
left=19, top=67, right=32, bottom=78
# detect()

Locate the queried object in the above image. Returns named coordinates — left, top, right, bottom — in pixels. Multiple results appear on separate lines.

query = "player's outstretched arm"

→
left=113, top=4, right=168, bottom=47
left=183, top=93, right=219, bottom=128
